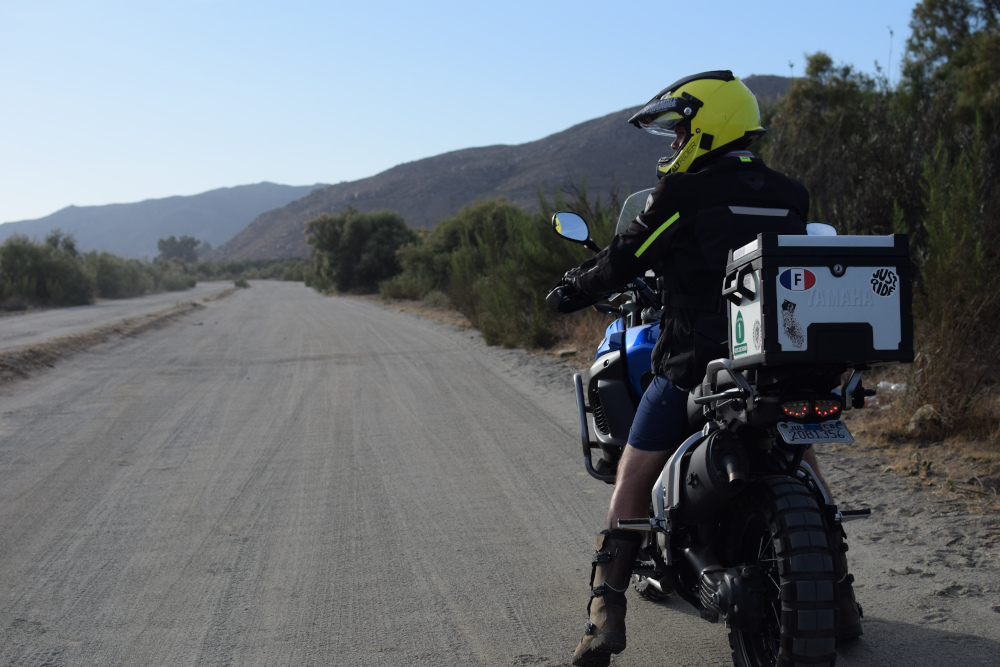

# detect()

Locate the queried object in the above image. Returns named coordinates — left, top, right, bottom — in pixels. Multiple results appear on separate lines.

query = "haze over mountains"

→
left=2, top=76, right=789, bottom=263
left=0, top=183, right=326, bottom=259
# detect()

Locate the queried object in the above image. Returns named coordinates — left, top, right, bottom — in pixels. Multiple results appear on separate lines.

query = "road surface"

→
left=1, top=281, right=996, bottom=666
left=0, top=282, right=231, bottom=352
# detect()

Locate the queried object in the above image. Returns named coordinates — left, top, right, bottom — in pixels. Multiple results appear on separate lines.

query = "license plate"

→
left=777, top=420, right=855, bottom=445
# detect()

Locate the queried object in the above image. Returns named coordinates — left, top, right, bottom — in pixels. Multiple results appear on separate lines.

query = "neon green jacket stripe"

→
left=634, top=212, right=680, bottom=258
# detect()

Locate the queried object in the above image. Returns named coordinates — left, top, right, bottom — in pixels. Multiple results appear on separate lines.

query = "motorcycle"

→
left=548, top=190, right=913, bottom=667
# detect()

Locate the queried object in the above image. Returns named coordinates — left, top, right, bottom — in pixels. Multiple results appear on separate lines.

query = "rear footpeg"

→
left=836, top=508, right=872, bottom=523
left=618, top=518, right=655, bottom=532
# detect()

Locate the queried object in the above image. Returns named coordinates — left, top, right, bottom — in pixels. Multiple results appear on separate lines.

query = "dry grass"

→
left=845, top=391, right=1000, bottom=516
left=544, top=308, right=613, bottom=367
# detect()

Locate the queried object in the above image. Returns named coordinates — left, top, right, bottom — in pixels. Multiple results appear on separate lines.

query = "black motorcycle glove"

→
left=546, top=267, right=599, bottom=313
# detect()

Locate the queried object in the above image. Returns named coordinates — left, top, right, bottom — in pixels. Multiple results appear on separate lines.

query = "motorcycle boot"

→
left=572, top=529, right=642, bottom=667
left=833, top=522, right=863, bottom=643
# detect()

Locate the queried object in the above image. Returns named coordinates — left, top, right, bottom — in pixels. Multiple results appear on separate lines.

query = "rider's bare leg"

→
left=606, top=444, right=673, bottom=530
left=573, top=443, right=665, bottom=666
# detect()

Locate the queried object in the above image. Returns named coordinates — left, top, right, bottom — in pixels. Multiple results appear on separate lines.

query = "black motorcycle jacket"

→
left=572, top=152, right=809, bottom=389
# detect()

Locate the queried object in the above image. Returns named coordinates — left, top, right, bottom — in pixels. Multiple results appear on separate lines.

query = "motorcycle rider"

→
left=560, top=71, right=859, bottom=667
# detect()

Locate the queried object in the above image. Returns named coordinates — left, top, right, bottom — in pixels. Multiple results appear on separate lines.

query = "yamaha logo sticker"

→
left=779, top=268, right=816, bottom=291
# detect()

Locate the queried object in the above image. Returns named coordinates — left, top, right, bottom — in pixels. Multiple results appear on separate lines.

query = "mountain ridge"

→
left=0, top=182, right=326, bottom=259
left=208, top=107, right=664, bottom=261
left=210, top=75, right=791, bottom=261
left=2, top=75, right=790, bottom=262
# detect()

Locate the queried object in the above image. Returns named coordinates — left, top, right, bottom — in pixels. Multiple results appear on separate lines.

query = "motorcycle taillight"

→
left=781, top=398, right=843, bottom=420
left=813, top=399, right=842, bottom=418
left=781, top=400, right=811, bottom=419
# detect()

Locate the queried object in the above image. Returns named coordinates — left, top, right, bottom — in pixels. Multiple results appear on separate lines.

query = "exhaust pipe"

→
left=676, top=430, right=750, bottom=525
left=722, top=452, right=746, bottom=486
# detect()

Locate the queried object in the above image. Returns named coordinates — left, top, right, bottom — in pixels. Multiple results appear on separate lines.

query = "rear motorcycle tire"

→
left=728, top=476, right=838, bottom=667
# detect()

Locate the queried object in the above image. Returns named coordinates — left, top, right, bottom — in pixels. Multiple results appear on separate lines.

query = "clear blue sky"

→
left=1, top=0, right=920, bottom=224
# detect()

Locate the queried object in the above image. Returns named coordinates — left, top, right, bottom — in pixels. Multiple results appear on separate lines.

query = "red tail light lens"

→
left=781, top=400, right=811, bottom=418
left=781, top=398, right=843, bottom=420
left=813, top=399, right=842, bottom=418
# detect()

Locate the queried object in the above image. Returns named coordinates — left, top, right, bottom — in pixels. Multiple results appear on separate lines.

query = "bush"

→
left=907, top=125, right=1000, bottom=423
left=376, top=186, right=619, bottom=349
left=159, top=272, right=192, bottom=292
left=191, top=258, right=306, bottom=282
left=305, top=207, right=418, bottom=292
left=423, top=290, right=450, bottom=308
left=157, top=235, right=200, bottom=263
left=0, top=233, right=93, bottom=307
left=379, top=272, right=434, bottom=299
left=85, top=252, right=154, bottom=299
left=150, top=258, right=197, bottom=292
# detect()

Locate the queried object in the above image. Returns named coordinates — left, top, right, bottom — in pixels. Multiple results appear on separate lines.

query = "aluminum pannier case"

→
left=723, top=233, right=914, bottom=370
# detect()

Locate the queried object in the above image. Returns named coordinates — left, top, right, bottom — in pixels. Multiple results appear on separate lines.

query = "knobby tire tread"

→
left=729, top=476, right=838, bottom=667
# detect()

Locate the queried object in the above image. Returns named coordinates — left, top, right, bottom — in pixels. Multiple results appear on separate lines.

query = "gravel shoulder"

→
left=0, top=282, right=234, bottom=352
left=0, top=285, right=235, bottom=384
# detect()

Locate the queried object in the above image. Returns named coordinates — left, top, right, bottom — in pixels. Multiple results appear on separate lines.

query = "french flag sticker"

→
left=779, top=268, right=816, bottom=291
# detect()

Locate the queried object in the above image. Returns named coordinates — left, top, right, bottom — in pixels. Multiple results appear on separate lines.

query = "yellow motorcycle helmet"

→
left=628, top=70, right=765, bottom=177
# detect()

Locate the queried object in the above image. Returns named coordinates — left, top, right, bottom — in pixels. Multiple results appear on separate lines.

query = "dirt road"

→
left=0, top=282, right=231, bottom=352
left=1, top=281, right=997, bottom=666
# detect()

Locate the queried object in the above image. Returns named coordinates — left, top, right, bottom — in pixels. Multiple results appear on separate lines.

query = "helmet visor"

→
left=628, top=93, right=700, bottom=131
left=638, top=111, right=685, bottom=138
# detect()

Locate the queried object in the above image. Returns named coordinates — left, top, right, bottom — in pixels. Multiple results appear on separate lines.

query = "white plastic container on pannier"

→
left=723, top=233, right=914, bottom=370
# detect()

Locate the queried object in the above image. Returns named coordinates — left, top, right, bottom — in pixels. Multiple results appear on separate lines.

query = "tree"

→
left=305, top=207, right=417, bottom=292
left=157, top=235, right=200, bottom=263
left=0, top=234, right=93, bottom=306
left=901, top=0, right=1000, bottom=119
left=759, top=52, right=925, bottom=235
left=45, top=228, right=79, bottom=259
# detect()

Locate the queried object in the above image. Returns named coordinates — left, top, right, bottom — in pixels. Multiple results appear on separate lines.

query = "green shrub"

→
left=378, top=188, right=618, bottom=348
left=423, top=290, right=450, bottom=308
left=908, top=125, right=1000, bottom=423
left=157, top=235, right=200, bottom=263
left=379, top=272, right=434, bottom=299
left=159, top=272, right=191, bottom=292
left=0, top=233, right=93, bottom=306
left=85, top=252, right=154, bottom=299
left=305, top=207, right=418, bottom=292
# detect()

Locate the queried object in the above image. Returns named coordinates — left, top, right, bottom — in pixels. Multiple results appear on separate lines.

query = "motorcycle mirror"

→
left=552, top=211, right=602, bottom=252
left=552, top=211, right=589, bottom=241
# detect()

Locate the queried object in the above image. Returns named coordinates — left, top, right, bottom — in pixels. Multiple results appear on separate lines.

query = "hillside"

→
left=0, top=182, right=326, bottom=259
left=210, top=75, right=791, bottom=261
left=208, top=109, right=662, bottom=261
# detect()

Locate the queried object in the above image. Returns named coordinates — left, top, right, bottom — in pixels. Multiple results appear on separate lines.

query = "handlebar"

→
left=632, top=277, right=658, bottom=304
left=547, top=276, right=661, bottom=316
